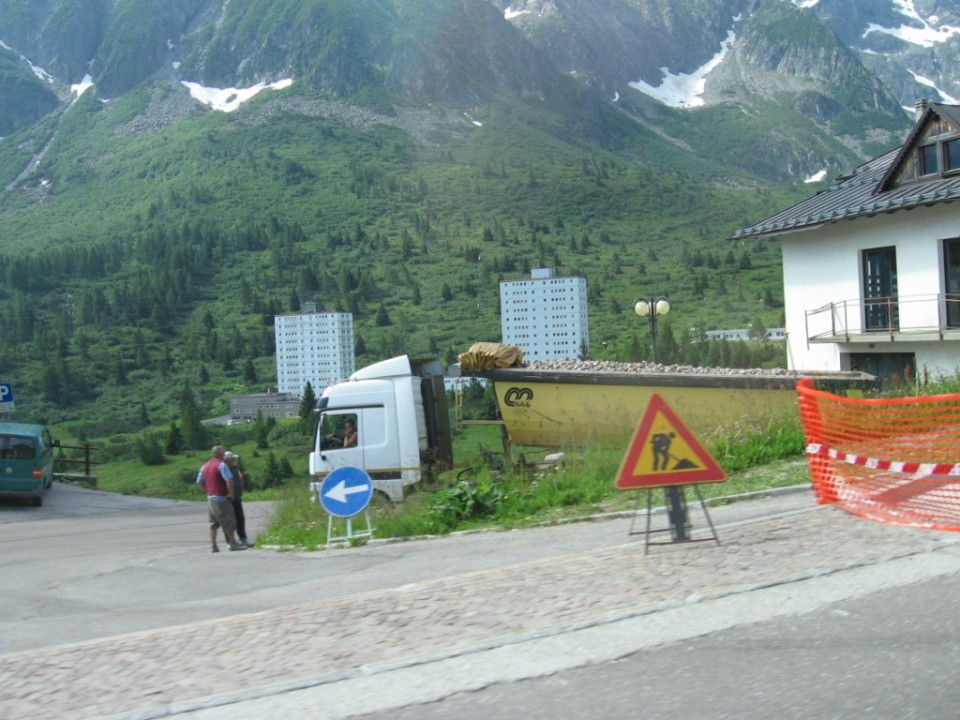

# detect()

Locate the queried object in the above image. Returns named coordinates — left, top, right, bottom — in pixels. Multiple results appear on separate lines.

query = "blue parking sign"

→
left=0, top=382, right=14, bottom=411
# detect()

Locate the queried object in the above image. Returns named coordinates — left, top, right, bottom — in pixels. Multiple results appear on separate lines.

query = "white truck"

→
left=309, top=355, right=453, bottom=503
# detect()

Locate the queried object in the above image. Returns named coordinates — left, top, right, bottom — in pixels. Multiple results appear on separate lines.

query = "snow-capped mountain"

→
left=1, top=0, right=958, bottom=184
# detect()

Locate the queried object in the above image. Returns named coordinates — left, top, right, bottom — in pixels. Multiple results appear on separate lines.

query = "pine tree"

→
left=179, top=383, right=208, bottom=451
left=164, top=421, right=184, bottom=455
left=243, top=357, right=257, bottom=383
left=264, top=451, right=283, bottom=488
left=375, top=303, right=391, bottom=326
left=254, top=410, right=270, bottom=449
left=299, top=382, right=318, bottom=435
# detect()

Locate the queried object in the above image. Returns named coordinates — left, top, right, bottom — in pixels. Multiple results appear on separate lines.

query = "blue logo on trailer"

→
left=319, top=466, right=373, bottom=517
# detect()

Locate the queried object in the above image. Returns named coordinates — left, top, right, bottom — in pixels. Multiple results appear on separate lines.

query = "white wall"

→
left=781, top=203, right=960, bottom=375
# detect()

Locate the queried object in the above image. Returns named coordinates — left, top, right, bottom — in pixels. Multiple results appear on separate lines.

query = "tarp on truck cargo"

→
left=458, top=343, right=524, bottom=370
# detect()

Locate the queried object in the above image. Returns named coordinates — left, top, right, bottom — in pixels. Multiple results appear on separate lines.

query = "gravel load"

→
left=523, top=359, right=853, bottom=378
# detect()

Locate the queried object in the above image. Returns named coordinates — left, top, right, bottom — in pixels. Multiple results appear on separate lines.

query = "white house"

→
left=732, top=101, right=960, bottom=387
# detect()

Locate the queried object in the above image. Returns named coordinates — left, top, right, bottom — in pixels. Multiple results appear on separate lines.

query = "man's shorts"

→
left=208, top=498, right=237, bottom=535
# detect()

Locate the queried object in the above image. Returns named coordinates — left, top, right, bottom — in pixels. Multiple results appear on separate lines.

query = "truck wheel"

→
left=371, top=490, right=394, bottom=513
left=32, top=494, right=43, bottom=507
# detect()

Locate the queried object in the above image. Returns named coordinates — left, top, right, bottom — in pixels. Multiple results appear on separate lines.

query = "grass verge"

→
left=257, top=417, right=811, bottom=550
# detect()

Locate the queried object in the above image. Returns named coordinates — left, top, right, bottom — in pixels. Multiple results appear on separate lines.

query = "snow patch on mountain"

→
left=504, top=7, right=531, bottom=20
left=181, top=79, right=293, bottom=112
left=71, top=75, right=94, bottom=97
left=907, top=69, right=958, bottom=104
left=0, top=39, right=55, bottom=84
left=628, top=18, right=740, bottom=108
left=864, top=0, right=960, bottom=48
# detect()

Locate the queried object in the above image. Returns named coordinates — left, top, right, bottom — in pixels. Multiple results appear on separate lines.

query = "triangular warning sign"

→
left=615, top=394, right=726, bottom=489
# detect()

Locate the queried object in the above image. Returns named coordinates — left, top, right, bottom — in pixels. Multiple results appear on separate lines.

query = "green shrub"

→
left=426, top=477, right=505, bottom=533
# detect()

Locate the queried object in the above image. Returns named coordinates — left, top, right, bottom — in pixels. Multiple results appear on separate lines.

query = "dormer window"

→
left=886, top=112, right=960, bottom=186
left=919, top=143, right=939, bottom=175
left=946, top=138, right=960, bottom=172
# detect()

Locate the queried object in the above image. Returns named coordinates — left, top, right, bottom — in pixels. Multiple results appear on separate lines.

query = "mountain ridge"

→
left=0, top=0, right=954, bottom=439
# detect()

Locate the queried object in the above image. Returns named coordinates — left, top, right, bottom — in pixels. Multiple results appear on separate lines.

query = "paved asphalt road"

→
left=0, top=480, right=816, bottom=654
left=349, top=573, right=960, bottom=720
left=2, top=481, right=959, bottom=719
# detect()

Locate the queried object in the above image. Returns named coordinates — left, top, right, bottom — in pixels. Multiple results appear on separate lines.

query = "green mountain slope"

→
left=0, top=77, right=798, bottom=435
left=0, top=0, right=911, bottom=456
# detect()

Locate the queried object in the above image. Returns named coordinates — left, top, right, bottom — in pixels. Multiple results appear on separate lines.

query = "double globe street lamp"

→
left=633, top=294, right=688, bottom=540
left=633, top=295, right=671, bottom=364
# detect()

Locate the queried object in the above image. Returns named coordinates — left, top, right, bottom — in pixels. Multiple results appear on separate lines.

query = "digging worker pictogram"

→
left=651, top=431, right=675, bottom=471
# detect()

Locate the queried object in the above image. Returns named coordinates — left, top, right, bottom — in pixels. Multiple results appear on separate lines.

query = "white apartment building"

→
left=500, top=268, right=589, bottom=361
left=274, top=303, right=355, bottom=397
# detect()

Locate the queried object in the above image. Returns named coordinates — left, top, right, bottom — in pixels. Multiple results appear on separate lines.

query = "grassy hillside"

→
left=0, top=79, right=803, bottom=460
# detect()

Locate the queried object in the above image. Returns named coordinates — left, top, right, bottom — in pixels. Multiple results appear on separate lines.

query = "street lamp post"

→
left=633, top=296, right=671, bottom=364
left=633, top=294, right=688, bottom=541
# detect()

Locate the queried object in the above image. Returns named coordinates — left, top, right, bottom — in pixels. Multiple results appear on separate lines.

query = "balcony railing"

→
left=804, top=293, right=960, bottom=343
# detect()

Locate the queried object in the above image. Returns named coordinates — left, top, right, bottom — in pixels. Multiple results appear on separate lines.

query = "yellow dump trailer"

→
left=466, top=365, right=878, bottom=449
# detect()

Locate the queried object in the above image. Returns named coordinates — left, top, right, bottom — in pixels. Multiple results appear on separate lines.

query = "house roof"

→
left=730, top=103, right=960, bottom=241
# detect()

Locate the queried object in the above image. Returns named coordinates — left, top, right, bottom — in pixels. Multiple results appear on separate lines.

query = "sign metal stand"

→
left=628, top=484, right=721, bottom=554
left=325, top=509, right=375, bottom=550
left=616, top=394, right=726, bottom=552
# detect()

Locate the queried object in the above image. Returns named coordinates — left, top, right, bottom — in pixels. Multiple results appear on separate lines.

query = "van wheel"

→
left=31, top=495, right=43, bottom=507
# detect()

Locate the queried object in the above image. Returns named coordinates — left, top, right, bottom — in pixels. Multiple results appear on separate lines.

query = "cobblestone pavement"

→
left=3, top=505, right=959, bottom=720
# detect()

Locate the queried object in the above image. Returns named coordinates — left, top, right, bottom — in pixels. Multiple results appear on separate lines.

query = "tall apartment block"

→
left=274, top=302, right=355, bottom=397
left=500, top=268, right=589, bottom=361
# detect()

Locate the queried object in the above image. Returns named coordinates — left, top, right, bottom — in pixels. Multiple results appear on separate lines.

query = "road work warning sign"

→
left=615, top=393, right=726, bottom=489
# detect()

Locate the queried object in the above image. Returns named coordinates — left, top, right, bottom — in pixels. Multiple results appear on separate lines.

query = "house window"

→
left=944, top=239, right=960, bottom=327
left=919, top=143, right=939, bottom=175
left=946, top=139, right=960, bottom=172
left=862, top=247, right=899, bottom=331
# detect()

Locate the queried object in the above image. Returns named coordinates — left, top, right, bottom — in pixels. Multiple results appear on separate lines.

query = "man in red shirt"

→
left=196, top=445, right=246, bottom=552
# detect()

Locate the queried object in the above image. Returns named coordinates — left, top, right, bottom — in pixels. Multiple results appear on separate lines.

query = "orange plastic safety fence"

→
left=796, top=378, right=960, bottom=531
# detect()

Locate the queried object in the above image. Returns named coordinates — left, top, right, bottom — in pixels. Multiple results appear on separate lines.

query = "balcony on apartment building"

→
left=805, top=293, right=960, bottom=344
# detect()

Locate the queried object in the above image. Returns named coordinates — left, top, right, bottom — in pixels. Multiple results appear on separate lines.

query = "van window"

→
left=0, top=435, right=36, bottom=460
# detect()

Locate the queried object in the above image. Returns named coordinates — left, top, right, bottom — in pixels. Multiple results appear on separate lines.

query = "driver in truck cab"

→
left=342, top=418, right=357, bottom=448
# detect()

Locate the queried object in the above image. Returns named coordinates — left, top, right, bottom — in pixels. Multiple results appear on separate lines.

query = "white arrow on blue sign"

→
left=319, top=466, right=373, bottom=517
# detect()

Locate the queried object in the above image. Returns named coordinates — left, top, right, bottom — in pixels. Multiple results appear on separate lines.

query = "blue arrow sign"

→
left=319, top=466, right=373, bottom=518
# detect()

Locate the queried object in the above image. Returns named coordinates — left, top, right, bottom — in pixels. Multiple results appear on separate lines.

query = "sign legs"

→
left=628, top=484, right=721, bottom=554
left=326, top=510, right=375, bottom=550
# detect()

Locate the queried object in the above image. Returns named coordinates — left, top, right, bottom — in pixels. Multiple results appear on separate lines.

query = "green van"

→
left=0, top=423, right=58, bottom=506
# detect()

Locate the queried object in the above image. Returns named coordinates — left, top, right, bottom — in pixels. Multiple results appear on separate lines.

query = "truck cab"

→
left=309, top=356, right=452, bottom=503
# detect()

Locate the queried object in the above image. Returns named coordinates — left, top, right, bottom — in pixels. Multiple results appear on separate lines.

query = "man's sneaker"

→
left=211, top=545, right=220, bottom=553
left=229, top=542, right=247, bottom=551
left=242, top=539, right=254, bottom=548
